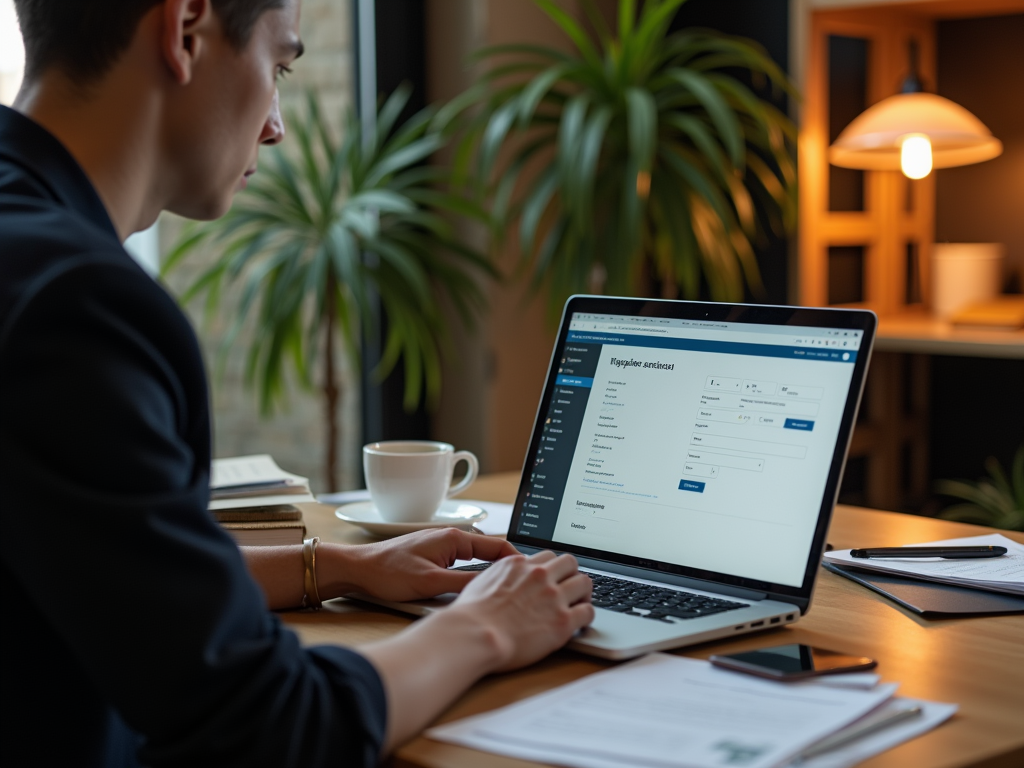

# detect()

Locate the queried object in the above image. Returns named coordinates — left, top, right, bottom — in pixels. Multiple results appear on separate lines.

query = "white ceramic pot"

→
left=932, top=243, right=1003, bottom=318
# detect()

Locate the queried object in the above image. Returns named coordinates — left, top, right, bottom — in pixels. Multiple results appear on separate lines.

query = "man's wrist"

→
left=428, top=605, right=510, bottom=675
left=311, top=542, right=364, bottom=600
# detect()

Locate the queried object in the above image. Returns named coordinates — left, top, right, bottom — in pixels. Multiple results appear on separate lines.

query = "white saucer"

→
left=334, top=500, right=488, bottom=537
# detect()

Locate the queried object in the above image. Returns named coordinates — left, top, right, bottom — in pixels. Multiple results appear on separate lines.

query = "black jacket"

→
left=0, top=105, right=385, bottom=767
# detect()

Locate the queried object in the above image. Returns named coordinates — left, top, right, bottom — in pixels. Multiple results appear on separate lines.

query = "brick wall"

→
left=160, top=0, right=359, bottom=494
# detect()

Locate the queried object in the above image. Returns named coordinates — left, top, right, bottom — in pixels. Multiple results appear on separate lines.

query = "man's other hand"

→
left=322, top=529, right=519, bottom=602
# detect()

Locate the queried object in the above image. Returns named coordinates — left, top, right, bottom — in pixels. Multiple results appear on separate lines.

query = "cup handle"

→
left=447, top=450, right=479, bottom=498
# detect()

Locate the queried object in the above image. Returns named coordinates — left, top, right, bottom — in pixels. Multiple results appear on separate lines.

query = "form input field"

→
left=695, top=407, right=790, bottom=427
left=696, top=407, right=754, bottom=425
left=705, top=376, right=741, bottom=391
left=742, top=379, right=777, bottom=395
left=700, top=392, right=819, bottom=417
left=682, top=462, right=718, bottom=478
left=779, top=384, right=823, bottom=400
left=690, top=432, right=807, bottom=459
left=686, top=449, right=764, bottom=471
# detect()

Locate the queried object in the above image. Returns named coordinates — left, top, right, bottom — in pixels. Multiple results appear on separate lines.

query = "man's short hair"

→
left=14, top=0, right=286, bottom=84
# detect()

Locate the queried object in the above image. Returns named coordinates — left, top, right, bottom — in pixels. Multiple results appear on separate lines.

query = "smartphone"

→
left=709, top=644, right=876, bottom=681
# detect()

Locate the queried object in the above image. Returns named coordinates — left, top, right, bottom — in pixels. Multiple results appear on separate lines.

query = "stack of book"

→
left=210, top=455, right=315, bottom=545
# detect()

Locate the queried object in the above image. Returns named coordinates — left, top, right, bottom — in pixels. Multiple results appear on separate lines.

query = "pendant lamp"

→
left=829, top=42, right=1002, bottom=179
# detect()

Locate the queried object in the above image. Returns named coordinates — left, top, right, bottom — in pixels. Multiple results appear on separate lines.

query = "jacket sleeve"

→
left=0, top=259, right=386, bottom=767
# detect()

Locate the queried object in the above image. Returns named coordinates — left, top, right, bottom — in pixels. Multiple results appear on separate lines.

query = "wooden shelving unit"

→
left=797, top=1, right=1024, bottom=512
left=875, top=312, right=1024, bottom=358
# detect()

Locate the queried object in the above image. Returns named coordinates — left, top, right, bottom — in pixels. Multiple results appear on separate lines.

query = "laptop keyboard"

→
left=452, top=564, right=749, bottom=623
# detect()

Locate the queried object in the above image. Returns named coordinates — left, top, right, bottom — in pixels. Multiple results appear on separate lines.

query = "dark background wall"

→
left=357, top=0, right=432, bottom=451
left=669, top=0, right=792, bottom=306
left=928, top=14, right=1024, bottom=500
left=935, top=14, right=1024, bottom=292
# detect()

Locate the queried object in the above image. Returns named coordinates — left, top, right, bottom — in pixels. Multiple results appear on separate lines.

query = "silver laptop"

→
left=353, top=296, right=876, bottom=659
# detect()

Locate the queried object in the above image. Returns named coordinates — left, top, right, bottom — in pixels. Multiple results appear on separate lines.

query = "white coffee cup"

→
left=363, top=441, right=479, bottom=523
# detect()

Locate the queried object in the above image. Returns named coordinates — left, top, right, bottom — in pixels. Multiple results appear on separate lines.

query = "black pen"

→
left=850, top=545, right=1007, bottom=559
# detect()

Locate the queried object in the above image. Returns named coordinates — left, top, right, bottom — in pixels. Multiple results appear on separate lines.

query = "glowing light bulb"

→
left=900, top=133, right=932, bottom=179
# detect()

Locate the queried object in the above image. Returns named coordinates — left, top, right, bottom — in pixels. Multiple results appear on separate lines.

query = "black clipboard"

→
left=823, top=561, right=1024, bottom=617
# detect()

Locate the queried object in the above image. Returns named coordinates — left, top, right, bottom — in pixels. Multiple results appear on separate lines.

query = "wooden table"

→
left=290, top=473, right=1024, bottom=768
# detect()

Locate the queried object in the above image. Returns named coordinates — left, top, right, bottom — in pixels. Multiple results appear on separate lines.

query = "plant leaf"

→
left=665, top=67, right=744, bottom=166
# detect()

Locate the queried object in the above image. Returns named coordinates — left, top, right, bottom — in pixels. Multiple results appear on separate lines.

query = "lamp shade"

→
left=829, top=92, right=1002, bottom=170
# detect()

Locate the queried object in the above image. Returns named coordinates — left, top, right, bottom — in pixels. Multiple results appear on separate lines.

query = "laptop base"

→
left=346, top=565, right=800, bottom=660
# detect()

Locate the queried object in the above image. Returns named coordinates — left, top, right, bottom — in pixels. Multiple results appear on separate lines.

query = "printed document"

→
left=428, top=654, right=900, bottom=768
left=824, top=534, right=1024, bottom=596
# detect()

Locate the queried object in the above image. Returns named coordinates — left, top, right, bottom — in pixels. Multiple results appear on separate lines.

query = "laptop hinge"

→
left=513, top=545, right=770, bottom=602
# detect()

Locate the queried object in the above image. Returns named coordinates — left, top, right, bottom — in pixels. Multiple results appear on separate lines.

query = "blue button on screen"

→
left=555, top=375, right=594, bottom=388
left=784, top=418, right=814, bottom=431
left=678, top=480, right=706, bottom=493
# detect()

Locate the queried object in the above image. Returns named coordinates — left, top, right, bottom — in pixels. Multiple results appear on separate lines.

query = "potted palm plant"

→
left=164, top=87, right=493, bottom=491
left=937, top=447, right=1024, bottom=532
left=455, top=0, right=796, bottom=318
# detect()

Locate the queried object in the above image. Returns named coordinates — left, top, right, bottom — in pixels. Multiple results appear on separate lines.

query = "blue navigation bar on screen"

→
left=566, top=331, right=858, bottom=363
left=556, top=375, right=594, bottom=388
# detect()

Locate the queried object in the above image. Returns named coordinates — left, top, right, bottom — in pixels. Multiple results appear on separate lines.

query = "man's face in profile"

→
left=164, top=0, right=303, bottom=221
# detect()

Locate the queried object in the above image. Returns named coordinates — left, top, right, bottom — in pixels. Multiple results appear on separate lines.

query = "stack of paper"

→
left=824, top=534, right=1024, bottom=596
left=428, top=654, right=956, bottom=768
left=210, top=455, right=314, bottom=545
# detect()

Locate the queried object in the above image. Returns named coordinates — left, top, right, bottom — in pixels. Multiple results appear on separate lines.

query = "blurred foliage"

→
left=451, top=0, right=797, bottom=319
left=163, top=87, right=494, bottom=488
left=936, top=446, right=1024, bottom=532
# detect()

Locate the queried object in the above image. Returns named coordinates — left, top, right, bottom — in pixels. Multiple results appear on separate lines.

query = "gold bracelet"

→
left=301, top=537, right=322, bottom=610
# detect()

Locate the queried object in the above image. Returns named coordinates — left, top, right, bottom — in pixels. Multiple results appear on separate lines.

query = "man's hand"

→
left=447, top=550, right=595, bottom=671
left=357, top=546, right=594, bottom=752
left=317, top=529, right=520, bottom=602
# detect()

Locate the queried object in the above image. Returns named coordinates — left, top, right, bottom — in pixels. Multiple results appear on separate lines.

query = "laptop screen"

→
left=510, top=302, right=872, bottom=592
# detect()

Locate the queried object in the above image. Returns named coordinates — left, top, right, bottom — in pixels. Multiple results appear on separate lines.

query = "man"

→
left=0, top=1, right=594, bottom=766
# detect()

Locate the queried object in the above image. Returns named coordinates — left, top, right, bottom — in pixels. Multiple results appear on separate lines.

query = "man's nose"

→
left=261, top=90, right=285, bottom=146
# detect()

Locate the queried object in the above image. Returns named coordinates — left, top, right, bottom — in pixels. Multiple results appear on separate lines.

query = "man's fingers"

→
left=528, top=549, right=557, bottom=564
left=459, top=534, right=519, bottom=563
left=542, top=552, right=580, bottom=582
left=423, top=568, right=476, bottom=595
left=559, top=572, right=593, bottom=605
left=569, top=601, right=596, bottom=630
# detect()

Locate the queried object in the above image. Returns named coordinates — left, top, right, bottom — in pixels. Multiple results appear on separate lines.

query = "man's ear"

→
left=161, top=0, right=214, bottom=85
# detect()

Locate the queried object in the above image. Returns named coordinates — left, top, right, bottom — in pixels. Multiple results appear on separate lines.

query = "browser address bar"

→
left=568, top=323, right=860, bottom=349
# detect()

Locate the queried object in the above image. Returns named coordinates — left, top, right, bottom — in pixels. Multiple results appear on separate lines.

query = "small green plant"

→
left=163, top=87, right=493, bottom=490
left=454, top=0, right=796, bottom=319
left=936, top=446, right=1024, bottom=531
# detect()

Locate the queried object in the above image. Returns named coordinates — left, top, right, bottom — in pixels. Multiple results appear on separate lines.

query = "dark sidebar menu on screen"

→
left=515, top=339, right=602, bottom=540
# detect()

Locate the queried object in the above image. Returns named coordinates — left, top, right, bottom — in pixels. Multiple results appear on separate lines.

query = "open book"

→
left=209, top=454, right=316, bottom=511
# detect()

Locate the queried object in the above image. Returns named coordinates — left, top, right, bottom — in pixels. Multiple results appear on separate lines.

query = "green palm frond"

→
left=936, top=446, right=1024, bottom=532
left=163, top=86, right=494, bottom=415
left=458, top=0, right=797, bottom=319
